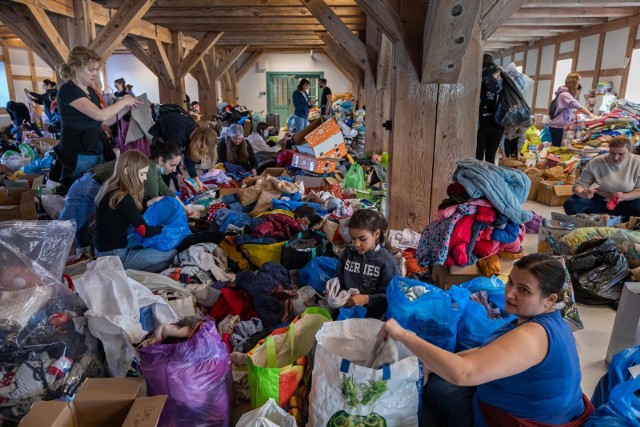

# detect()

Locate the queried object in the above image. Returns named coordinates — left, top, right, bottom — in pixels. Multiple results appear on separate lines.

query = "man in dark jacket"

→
left=476, top=54, right=504, bottom=164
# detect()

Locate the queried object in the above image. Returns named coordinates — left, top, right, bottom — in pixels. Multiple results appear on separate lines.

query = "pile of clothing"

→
left=417, top=158, right=533, bottom=271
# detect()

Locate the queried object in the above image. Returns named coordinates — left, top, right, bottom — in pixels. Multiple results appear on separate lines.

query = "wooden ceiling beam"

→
left=176, top=32, right=223, bottom=78
left=143, top=6, right=363, bottom=17
left=20, top=4, right=69, bottom=64
left=218, top=31, right=352, bottom=41
left=121, top=37, right=158, bottom=76
left=489, top=35, right=544, bottom=42
left=218, top=39, right=325, bottom=46
left=148, top=16, right=365, bottom=25
left=504, top=17, right=606, bottom=26
left=317, top=31, right=363, bottom=83
left=146, top=38, right=176, bottom=88
left=513, top=7, right=640, bottom=18
left=236, top=50, right=263, bottom=81
left=493, top=26, right=583, bottom=35
left=300, top=0, right=368, bottom=71
left=355, top=0, right=403, bottom=42
left=0, top=5, right=59, bottom=68
left=72, top=0, right=94, bottom=47
left=481, top=0, right=529, bottom=39
left=153, top=0, right=357, bottom=5
left=211, top=45, right=248, bottom=81
left=190, top=59, right=210, bottom=89
left=89, top=0, right=155, bottom=59
left=523, top=1, right=640, bottom=6
left=422, top=0, right=482, bottom=83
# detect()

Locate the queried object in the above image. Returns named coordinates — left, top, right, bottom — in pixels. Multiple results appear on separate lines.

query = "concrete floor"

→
left=522, top=200, right=616, bottom=397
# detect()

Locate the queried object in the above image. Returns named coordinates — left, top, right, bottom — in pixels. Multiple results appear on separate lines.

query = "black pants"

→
left=503, top=137, right=519, bottom=158
left=423, top=374, right=475, bottom=427
left=476, top=119, right=504, bottom=164
left=549, top=126, right=564, bottom=147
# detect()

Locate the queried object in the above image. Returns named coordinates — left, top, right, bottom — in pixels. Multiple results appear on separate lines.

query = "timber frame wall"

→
left=493, top=14, right=640, bottom=115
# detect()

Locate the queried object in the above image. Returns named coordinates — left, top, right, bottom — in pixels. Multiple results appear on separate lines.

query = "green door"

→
left=267, top=72, right=323, bottom=128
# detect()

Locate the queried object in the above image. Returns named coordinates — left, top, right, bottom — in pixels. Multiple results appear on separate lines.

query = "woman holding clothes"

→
left=382, top=253, right=594, bottom=427
left=51, top=46, right=140, bottom=190
left=217, top=123, right=258, bottom=175
left=548, top=72, right=596, bottom=147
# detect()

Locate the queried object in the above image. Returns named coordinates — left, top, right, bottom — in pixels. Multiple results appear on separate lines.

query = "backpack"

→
left=549, top=96, right=560, bottom=119
left=152, top=103, right=191, bottom=122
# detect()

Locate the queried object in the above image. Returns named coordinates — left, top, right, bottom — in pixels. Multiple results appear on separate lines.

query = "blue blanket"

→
left=453, top=157, right=533, bottom=224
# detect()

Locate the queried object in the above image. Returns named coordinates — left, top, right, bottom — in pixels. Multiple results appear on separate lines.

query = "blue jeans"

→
left=549, top=126, right=564, bottom=147
left=60, top=172, right=102, bottom=247
left=73, top=154, right=103, bottom=179
left=423, top=374, right=475, bottom=427
left=292, top=115, right=308, bottom=133
left=96, top=245, right=177, bottom=273
left=564, top=194, right=640, bottom=220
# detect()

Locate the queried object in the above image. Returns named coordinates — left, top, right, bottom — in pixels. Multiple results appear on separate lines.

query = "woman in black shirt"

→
left=51, top=46, right=140, bottom=190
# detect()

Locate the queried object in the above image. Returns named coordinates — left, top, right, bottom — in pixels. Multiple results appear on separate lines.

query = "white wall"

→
left=237, top=52, right=353, bottom=113
left=106, top=53, right=160, bottom=102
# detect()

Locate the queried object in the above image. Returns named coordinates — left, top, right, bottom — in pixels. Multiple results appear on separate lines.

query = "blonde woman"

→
left=548, top=72, right=596, bottom=147
left=51, top=46, right=140, bottom=189
left=94, top=150, right=176, bottom=272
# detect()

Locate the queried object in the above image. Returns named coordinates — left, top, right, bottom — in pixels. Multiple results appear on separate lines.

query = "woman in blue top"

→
left=382, top=253, right=593, bottom=427
left=291, top=78, right=314, bottom=133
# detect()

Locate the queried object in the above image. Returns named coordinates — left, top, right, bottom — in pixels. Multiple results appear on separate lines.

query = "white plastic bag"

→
left=126, top=269, right=196, bottom=319
left=309, top=318, right=422, bottom=427
left=236, top=398, right=297, bottom=427
left=74, top=256, right=179, bottom=377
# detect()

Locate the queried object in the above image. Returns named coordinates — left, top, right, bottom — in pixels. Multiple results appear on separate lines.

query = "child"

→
left=337, top=209, right=400, bottom=319
left=93, top=149, right=176, bottom=272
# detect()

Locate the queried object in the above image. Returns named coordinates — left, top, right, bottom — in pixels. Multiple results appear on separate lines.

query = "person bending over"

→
left=217, top=123, right=258, bottom=175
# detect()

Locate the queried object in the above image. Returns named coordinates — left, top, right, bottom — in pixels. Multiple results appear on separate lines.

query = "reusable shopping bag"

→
left=139, top=320, right=232, bottom=427
left=247, top=307, right=331, bottom=420
left=298, top=256, right=338, bottom=293
left=607, top=284, right=640, bottom=363
left=454, top=277, right=516, bottom=351
left=135, top=196, right=191, bottom=251
left=309, top=318, right=422, bottom=427
left=342, top=162, right=366, bottom=191
left=240, top=241, right=287, bottom=267
left=281, top=230, right=326, bottom=270
left=585, top=375, right=640, bottom=427
left=593, top=346, right=640, bottom=408
left=236, top=398, right=297, bottom=427
left=386, top=276, right=469, bottom=351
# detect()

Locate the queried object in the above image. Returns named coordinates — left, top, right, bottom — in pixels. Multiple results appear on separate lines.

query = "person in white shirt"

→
left=247, top=122, right=283, bottom=153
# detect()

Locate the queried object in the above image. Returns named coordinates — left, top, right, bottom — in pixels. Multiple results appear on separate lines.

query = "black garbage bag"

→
left=565, top=238, right=629, bottom=306
left=494, top=70, right=531, bottom=128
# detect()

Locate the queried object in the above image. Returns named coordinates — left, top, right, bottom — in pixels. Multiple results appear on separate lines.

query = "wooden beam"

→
left=513, top=7, right=640, bottom=18
left=376, top=33, right=392, bottom=90
left=237, top=50, right=263, bottom=81
left=144, top=6, right=363, bottom=17
left=494, top=26, right=584, bottom=35
left=549, top=43, right=559, bottom=110
left=148, top=16, right=365, bottom=26
left=89, top=0, right=155, bottom=59
left=145, top=38, right=176, bottom=88
left=72, top=0, right=94, bottom=47
left=173, top=23, right=364, bottom=33
left=22, top=4, right=69, bottom=64
left=558, top=52, right=573, bottom=60
left=355, top=0, right=403, bottom=42
left=191, top=59, right=210, bottom=88
left=599, top=68, right=626, bottom=77
left=176, top=32, right=223, bottom=78
left=504, top=17, right=606, bottom=26
left=299, top=0, right=368, bottom=70
left=592, top=33, right=606, bottom=88
left=481, top=0, right=528, bottom=39
left=0, top=6, right=59, bottom=68
left=218, top=39, right=324, bottom=46
left=620, top=24, right=637, bottom=97
left=398, top=0, right=427, bottom=84
left=422, top=0, right=482, bottom=83
left=524, top=1, right=640, bottom=6
left=211, top=45, right=248, bottom=82
left=154, top=0, right=358, bottom=5
left=317, top=32, right=363, bottom=82
left=121, top=37, right=158, bottom=76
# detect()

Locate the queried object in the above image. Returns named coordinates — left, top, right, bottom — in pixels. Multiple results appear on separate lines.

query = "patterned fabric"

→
left=417, top=203, right=478, bottom=267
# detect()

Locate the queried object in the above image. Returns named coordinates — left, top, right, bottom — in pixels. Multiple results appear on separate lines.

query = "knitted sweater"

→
left=573, top=154, right=640, bottom=199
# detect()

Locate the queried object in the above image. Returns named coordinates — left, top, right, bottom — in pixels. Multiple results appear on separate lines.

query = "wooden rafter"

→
left=121, top=37, right=158, bottom=76
left=165, top=24, right=364, bottom=33
left=89, top=0, right=156, bottom=59
left=211, top=45, right=248, bottom=82
left=481, top=0, right=528, bottom=39
left=143, top=6, right=363, bottom=17
left=299, top=0, right=368, bottom=71
left=153, top=0, right=358, bottom=5
left=422, top=0, right=482, bottom=83
left=355, top=0, right=402, bottom=42
left=17, top=3, right=69, bottom=64
left=317, top=31, right=363, bottom=83
left=0, top=5, right=59, bottom=68
left=148, top=16, right=365, bottom=26
left=513, top=7, right=640, bottom=18
left=72, top=0, right=94, bottom=47
left=176, top=32, right=223, bottom=78
left=236, top=50, right=263, bottom=81
left=146, top=38, right=176, bottom=89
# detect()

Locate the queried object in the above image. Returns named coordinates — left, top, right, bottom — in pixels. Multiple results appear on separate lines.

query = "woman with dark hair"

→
left=291, top=78, right=314, bottom=133
left=114, top=78, right=135, bottom=98
left=216, top=123, right=258, bottom=175
left=382, top=253, right=593, bottom=427
left=548, top=72, right=596, bottom=147
left=476, top=54, right=504, bottom=164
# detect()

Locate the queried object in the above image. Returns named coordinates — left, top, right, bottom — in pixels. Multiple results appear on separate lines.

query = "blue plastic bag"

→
left=298, top=256, right=338, bottom=293
left=386, top=276, right=469, bottom=352
left=586, top=375, right=640, bottom=426
left=136, top=197, right=191, bottom=251
left=593, top=346, right=640, bottom=408
left=21, top=154, right=53, bottom=174
left=337, top=306, right=367, bottom=320
left=454, top=277, right=517, bottom=351
left=540, top=125, right=552, bottom=142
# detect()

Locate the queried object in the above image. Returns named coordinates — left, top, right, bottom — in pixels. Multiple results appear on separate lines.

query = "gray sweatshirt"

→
left=573, top=154, right=640, bottom=200
left=337, top=244, right=400, bottom=319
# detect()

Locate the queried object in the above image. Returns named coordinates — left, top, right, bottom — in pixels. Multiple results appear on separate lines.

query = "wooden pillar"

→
left=159, top=32, right=186, bottom=106
left=387, top=24, right=482, bottom=231
left=227, top=56, right=238, bottom=103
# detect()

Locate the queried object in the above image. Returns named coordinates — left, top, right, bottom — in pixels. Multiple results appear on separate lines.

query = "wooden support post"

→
left=364, top=18, right=385, bottom=152
left=72, top=0, right=95, bottom=48
left=207, top=49, right=219, bottom=108
left=159, top=32, right=186, bottom=106
left=592, top=33, right=606, bottom=88
left=176, top=32, right=223, bottom=79
left=145, top=38, right=176, bottom=88
left=89, top=0, right=155, bottom=59
left=121, top=37, right=159, bottom=78
left=227, top=58, right=238, bottom=104
left=212, top=45, right=249, bottom=82
left=620, top=25, right=638, bottom=98
left=387, top=14, right=482, bottom=231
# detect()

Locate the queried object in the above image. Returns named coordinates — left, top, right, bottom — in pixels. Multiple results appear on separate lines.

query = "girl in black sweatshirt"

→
left=93, top=149, right=176, bottom=272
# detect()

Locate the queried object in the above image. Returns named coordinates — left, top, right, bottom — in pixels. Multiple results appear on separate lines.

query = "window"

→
left=625, top=49, right=640, bottom=102
left=553, top=59, right=573, bottom=93
left=0, top=61, right=10, bottom=107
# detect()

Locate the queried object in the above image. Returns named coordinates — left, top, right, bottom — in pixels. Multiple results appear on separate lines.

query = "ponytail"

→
left=150, top=137, right=182, bottom=161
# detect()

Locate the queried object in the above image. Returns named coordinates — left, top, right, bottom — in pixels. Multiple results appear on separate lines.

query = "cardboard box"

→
left=20, top=378, right=166, bottom=427
left=432, top=264, right=482, bottom=290
left=498, top=158, right=527, bottom=171
left=527, top=175, right=543, bottom=201
left=260, top=167, right=287, bottom=178
left=536, top=181, right=573, bottom=206
left=5, top=174, right=43, bottom=191
left=0, top=189, right=37, bottom=221
left=294, top=117, right=347, bottom=159
left=294, top=175, right=328, bottom=193
left=291, top=152, right=337, bottom=174
left=218, top=187, right=240, bottom=196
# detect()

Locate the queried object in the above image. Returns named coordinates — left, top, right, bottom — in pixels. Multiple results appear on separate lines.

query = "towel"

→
left=325, top=277, right=359, bottom=308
